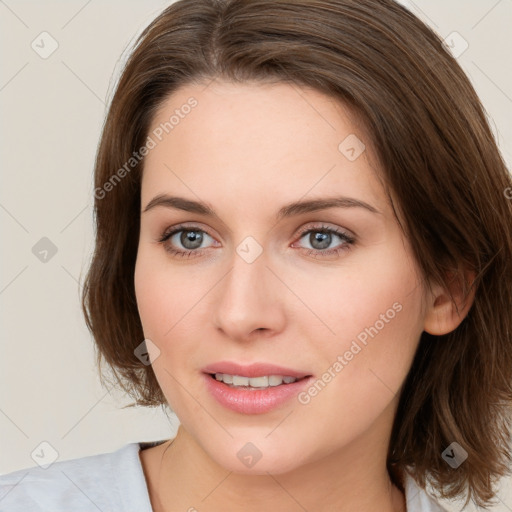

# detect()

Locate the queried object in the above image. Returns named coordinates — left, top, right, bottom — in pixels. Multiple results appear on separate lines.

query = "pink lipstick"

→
left=202, top=361, right=313, bottom=415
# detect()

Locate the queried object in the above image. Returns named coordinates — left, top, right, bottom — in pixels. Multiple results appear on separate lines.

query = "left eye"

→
left=296, top=229, right=353, bottom=251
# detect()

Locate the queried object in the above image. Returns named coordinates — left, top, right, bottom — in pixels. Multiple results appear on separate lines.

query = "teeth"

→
left=268, top=375, right=283, bottom=386
left=232, top=375, right=249, bottom=386
left=214, top=373, right=298, bottom=388
left=247, top=376, right=268, bottom=387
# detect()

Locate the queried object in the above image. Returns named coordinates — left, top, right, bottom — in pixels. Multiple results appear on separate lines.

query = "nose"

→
left=212, top=248, right=287, bottom=342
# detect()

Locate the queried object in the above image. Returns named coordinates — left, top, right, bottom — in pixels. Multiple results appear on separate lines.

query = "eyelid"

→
left=158, top=222, right=218, bottom=242
left=294, top=222, right=356, bottom=241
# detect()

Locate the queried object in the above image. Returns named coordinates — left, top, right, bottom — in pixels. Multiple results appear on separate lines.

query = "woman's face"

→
left=134, top=80, right=428, bottom=474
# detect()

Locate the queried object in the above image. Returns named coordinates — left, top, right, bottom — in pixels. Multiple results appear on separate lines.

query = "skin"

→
left=134, top=79, right=473, bottom=512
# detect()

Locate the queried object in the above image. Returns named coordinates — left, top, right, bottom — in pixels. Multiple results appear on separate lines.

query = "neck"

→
left=143, top=427, right=406, bottom=512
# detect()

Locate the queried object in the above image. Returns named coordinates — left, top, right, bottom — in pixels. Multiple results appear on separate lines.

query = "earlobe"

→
left=423, top=270, right=476, bottom=336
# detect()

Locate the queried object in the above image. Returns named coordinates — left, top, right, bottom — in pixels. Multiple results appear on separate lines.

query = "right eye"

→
left=157, top=224, right=220, bottom=258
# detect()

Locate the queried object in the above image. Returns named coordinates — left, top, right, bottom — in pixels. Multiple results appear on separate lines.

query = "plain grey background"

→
left=1, top=1, right=511, bottom=510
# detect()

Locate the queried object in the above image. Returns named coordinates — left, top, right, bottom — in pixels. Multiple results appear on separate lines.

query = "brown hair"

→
left=82, top=0, right=512, bottom=507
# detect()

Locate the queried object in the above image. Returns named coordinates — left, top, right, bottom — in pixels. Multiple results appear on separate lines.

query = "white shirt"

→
left=0, top=440, right=447, bottom=511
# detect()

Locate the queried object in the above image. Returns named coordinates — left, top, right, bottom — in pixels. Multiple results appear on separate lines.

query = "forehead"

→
left=141, top=80, right=387, bottom=215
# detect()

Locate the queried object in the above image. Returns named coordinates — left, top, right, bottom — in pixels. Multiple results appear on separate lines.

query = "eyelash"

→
left=156, top=223, right=356, bottom=259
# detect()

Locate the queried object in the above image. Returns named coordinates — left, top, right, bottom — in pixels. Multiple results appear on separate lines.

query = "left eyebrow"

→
left=276, top=196, right=381, bottom=220
left=141, top=194, right=381, bottom=219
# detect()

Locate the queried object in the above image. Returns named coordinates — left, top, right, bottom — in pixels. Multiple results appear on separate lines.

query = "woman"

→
left=1, top=0, right=511, bottom=511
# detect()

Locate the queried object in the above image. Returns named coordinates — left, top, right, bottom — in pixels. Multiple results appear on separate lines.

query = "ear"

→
left=423, top=269, right=476, bottom=336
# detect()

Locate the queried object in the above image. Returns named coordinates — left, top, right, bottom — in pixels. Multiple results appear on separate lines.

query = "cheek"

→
left=292, top=239, right=424, bottom=394
left=134, top=248, right=191, bottom=342
left=134, top=253, right=201, bottom=408
left=134, top=246, right=218, bottom=369
left=134, top=258, right=217, bottom=434
left=292, top=241, right=423, bottom=342
left=290, top=275, right=423, bottom=452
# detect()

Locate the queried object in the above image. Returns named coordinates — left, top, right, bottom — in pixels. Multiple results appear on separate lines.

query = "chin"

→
left=203, top=438, right=310, bottom=476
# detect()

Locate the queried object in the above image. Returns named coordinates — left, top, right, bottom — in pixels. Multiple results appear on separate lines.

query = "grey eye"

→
left=308, top=232, right=332, bottom=250
left=171, top=230, right=213, bottom=250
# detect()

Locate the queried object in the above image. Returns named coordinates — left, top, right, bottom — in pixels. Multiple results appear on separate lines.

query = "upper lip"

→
left=202, top=361, right=311, bottom=379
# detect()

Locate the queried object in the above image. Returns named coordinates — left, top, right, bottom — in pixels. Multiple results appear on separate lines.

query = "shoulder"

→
left=0, top=442, right=154, bottom=512
left=404, top=471, right=449, bottom=512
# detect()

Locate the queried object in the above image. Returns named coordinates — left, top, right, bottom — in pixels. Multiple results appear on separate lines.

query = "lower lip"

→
left=203, top=373, right=313, bottom=414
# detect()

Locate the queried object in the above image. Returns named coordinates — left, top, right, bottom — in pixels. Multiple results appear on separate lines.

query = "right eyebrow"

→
left=142, top=194, right=231, bottom=229
left=142, top=194, right=219, bottom=217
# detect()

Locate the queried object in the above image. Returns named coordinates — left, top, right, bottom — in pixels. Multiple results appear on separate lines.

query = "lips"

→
left=202, top=361, right=313, bottom=414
